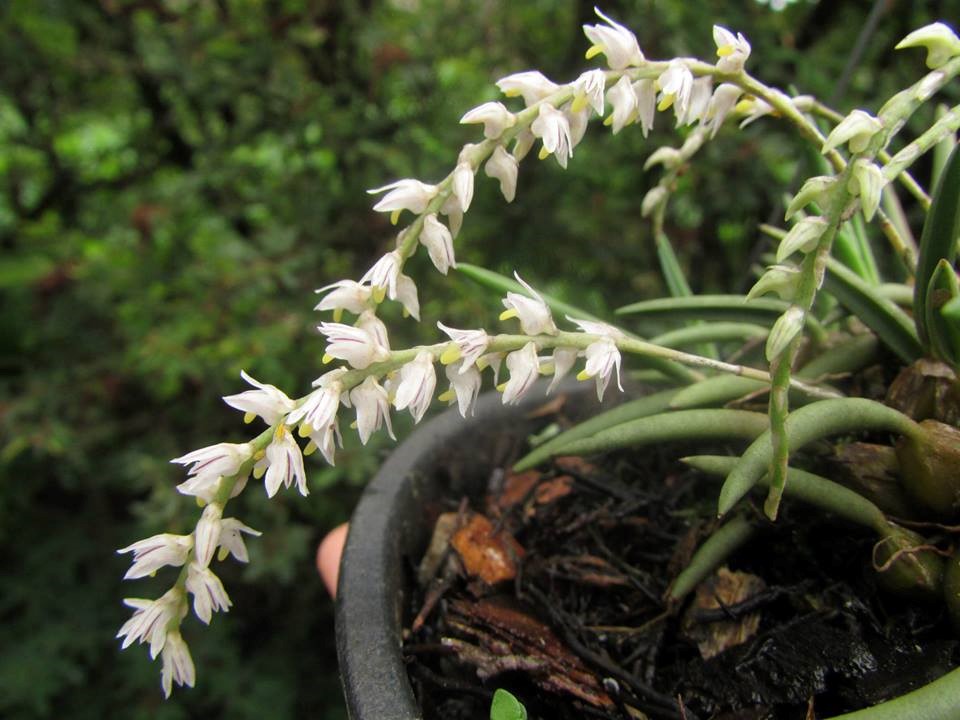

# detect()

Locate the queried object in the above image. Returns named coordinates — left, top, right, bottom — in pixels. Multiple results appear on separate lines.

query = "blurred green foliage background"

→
left=1, top=0, right=958, bottom=718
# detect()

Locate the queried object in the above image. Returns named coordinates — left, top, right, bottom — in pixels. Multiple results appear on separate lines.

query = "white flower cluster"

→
left=118, top=4, right=960, bottom=696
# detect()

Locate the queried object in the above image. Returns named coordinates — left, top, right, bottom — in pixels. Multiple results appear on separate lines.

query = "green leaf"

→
left=490, top=689, right=527, bottom=720
left=656, top=232, right=693, bottom=297
left=538, top=409, right=769, bottom=461
left=915, top=142, right=960, bottom=347
left=649, top=322, right=768, bottom=349
left=656, top=232, right=718, bottom=359
left=616, top=294, right=790, bottom=323
left=822, top=257, right=922, bottom=364
left=615, top=294, right=826, bottom=341
left=513, top=389, right=678, bottom=471
left=925, top=259, right=960, bottom=366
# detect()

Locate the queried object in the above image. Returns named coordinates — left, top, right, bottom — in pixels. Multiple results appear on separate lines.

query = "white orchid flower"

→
left=263, top=425, right=307, bottom=497
left=500, top=272, right=558, bottom=336
left=349, top=376, right=395, bottom=445
left=713, top=25, right=751, bottom=74
left=222, top=370, right=296, bottom=426
left=318, top=321, right=391, bottom=370
left=460, top=101, right=517, bottom=139
left=185, top=562, right=232, bottom=625
left=531, top=103, right=573, bottom=168
left=582, top=7, right=644, bottom=70
left=367, top=179, right=439, bottom=224
left=421, top=214, right=456, bottom=275
left=440, top=362, right=482, bottom=417
left=484, top=145, right=519, bottom=202
left=116, top=588, right=186, bottom=658
left=160, top=631, right=195, bottom=698
left=314, top=279, right=372, bottom=319
left=496, top=70, right=559, bottom=106
left=501, top=342, right=540, bottom=405
left=216, top=518, right=261, bottom=564
left=118, top=533, right=193, bottom=580
left=394, top=351, right=436, bottom=423
left=437, top=322, right=490, bottom=372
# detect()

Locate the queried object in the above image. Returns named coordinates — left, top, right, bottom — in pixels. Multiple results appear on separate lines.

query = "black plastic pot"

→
left=334, top=382, right=960, bottom=720
left=335, top=382, right=601, bottom=720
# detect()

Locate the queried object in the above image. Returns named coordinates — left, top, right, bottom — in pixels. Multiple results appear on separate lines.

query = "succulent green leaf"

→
left=656, top=232, right=693, bottom=298
left=649, top=322, right=768, bottom=349
left=683, top=455, right=887, bottom=531
left=822, top=256, right=923, bottom=363
left=717, top=399, right=920, bottom=517
left=546, top=409, right=769, bottom=459
left=490, top=689, right=527, bottom=720
left=667, top=514, right=754, bottom=602
left=944, top=294, right=960, bottom=320
left=925, top=259, right=960, bottom=366
left=915, top=142, right=960, bottom=347
left=656, top=233, right=719, bottom=359
left=616, top=294, right=803, bottom=325
left=669, top=375, right=769, bottom=409
left=513, top=389, right=678, bottom=471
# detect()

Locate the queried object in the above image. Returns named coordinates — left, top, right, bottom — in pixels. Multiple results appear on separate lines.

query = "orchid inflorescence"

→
left=117, top=8, right=960, bottom=696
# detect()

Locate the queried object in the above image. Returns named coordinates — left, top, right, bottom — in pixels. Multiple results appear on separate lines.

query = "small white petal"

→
left=118, top=533, right=193, bottom=580
left=313, top=280, right=372, bottom=315
left=547, top=347, right=579, bottom=394
left=444, top=362, right=482, bottom=417
left=194, top=503, right=223, bottom=569
left=531, top=104, right=573, bottom=168
left=263, top=426, right=307, bottom=497
left=367, top=179, right=438, bottom=215
left=582, top=7, right=644, bottom=70
left=160, top=631, right=195, bottom=698
left=460, top=101, right=517, bottom=139
left=218, top=517, right=261, bottom=563
left=501, top=342, right=540, bottom=405
left=502, top=272, right=558, bottom=336
left=222, top=371, right=296, bottom=426
left=185, top=562, right=232, bottom=625
left=393, top=351, right=436, bottom=423
left=349, top=376, right=395, bottom=444
left=496, top=71, right=559, bottom=106
left=484, top=145, right=519, bottom=202
left=421, top=214, right=456, bottom=275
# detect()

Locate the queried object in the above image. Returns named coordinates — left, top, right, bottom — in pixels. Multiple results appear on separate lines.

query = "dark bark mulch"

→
left=401, top=438, right=957, bottom=720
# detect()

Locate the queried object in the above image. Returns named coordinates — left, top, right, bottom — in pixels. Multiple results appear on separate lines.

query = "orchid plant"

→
left=117, top=8, right=960, bottom=709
